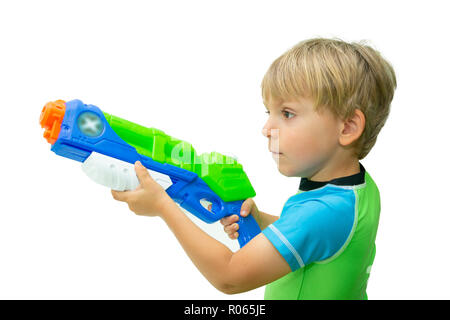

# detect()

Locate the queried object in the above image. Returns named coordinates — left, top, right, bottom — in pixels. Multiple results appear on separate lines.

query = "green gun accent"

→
left=102, top=112, right=256, bottom=202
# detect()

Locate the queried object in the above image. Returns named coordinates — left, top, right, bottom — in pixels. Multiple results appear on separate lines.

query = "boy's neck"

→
left=308, top=158, right=361, bottom=182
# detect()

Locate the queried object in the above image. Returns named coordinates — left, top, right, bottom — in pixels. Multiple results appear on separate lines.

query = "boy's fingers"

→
left=111, top=189, right=129, bottom=202
left=224, top=223, right=239, bottom=235
left=226, top=229, right=239, bottom=239
left=220, top=215, right=239, bottom=226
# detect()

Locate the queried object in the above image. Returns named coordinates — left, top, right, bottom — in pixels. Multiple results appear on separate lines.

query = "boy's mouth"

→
left=270, top=148, right=282, bottom=154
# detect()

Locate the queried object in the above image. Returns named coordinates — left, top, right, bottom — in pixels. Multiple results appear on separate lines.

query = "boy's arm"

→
left=161, top=199, right=291, bottom=294
left=111, top=161, right=291, bottom=294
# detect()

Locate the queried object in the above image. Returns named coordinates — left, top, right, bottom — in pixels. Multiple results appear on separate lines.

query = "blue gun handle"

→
left=236, top=211, right=261, bottom=248
left=176, top=183, right=261, bottom=248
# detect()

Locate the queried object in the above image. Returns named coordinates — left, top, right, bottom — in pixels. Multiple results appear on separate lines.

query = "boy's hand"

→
left=220, top=198, right=260, bottom=240
left=111, top=161, right=172, bottom=217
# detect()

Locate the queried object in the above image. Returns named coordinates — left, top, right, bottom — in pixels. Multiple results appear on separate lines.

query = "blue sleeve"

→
left=262, top=195, right=356, bottom=271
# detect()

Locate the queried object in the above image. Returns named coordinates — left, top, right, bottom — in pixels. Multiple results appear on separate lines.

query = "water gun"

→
left=39, top=99, right=261, bottom=247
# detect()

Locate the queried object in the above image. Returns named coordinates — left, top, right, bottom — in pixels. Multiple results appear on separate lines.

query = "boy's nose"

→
left=262, top=127, right=279, bottom=138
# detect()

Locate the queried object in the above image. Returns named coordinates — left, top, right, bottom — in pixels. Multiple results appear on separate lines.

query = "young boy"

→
left=111, top=38, right=397, bottom=300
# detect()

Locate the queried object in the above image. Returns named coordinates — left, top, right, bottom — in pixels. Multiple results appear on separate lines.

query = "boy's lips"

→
left=270, top=150, right=283, bottom=155
left=269, top=148, right=282, bottom=154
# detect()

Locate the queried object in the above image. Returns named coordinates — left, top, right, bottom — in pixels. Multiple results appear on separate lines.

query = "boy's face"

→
left=262, top=96, right=343, bottom=179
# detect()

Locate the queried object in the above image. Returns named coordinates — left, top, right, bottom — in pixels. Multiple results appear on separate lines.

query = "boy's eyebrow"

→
left=282, top=101, right=303, bottom=109
left=265, top=102, right=301, bottom=110
left=265, top=101, right=291, bottom=109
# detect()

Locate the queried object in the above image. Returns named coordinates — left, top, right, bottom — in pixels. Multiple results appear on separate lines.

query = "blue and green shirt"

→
left=262, top=163, right=380, bottom=300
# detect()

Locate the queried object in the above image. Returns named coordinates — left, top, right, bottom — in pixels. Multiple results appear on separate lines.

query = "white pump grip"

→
left=81, top=152, right=173, bottom=191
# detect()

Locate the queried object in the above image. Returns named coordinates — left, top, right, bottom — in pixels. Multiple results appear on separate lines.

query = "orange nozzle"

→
left=39, top=100, right=66, bottom=144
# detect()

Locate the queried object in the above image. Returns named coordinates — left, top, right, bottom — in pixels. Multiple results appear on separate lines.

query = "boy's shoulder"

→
left=281, top=163, right=375, bottom=219
left=279, top=185, right=357, bottom=232
left=279, top=163, right=380, bottom=230
left=264, top=178, right=364, bottom=271
left=283, top=184, right=358, bottom=215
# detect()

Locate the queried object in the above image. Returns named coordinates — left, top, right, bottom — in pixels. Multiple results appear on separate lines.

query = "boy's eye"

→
left=282, top=111, right=295, bottom=119
left=264, top=110, right=295, bottom=119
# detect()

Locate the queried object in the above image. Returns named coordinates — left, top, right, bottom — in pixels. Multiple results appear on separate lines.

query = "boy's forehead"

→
left=265, top=97, right=311, bottom=110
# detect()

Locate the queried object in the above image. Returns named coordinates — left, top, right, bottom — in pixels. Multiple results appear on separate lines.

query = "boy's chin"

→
left=276, top=163, right=311, bottom=178
left=277, top=165, right=302, bottom=178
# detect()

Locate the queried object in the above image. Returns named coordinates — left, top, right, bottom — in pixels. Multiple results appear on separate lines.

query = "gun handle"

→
left=177, top=185, right=261, bottom=248
left=236, top=212, right=261, bottom=248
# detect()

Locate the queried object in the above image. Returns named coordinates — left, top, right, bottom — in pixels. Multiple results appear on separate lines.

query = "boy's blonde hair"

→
left=261, top=38, right=397, bottom=159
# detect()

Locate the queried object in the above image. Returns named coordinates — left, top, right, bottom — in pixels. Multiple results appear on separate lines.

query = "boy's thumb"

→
left=240, top=198, right=254, bottom=217
left=134, top=161, right=151, bottom=186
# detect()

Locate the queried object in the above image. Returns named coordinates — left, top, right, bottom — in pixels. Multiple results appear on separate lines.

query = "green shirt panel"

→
left=264, top=171, right=380, bottom=300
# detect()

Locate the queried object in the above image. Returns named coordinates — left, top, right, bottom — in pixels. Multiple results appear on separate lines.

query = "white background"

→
left=0, top=0, right=449, bottom=299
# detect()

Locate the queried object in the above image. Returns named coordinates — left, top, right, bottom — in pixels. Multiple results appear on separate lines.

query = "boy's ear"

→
left=339, top=109, right=365, bottom=147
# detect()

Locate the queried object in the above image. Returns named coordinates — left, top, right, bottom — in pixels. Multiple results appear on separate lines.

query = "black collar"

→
left=299, top=162, right=366, bottom=191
